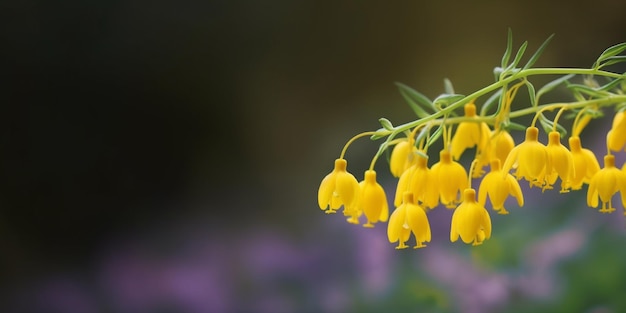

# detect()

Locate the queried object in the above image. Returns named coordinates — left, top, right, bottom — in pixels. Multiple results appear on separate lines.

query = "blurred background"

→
left=2, top=1, right=626, bottom=312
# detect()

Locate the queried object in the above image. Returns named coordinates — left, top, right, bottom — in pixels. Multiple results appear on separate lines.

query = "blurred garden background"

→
left=2, top=1, right=626, bottom=312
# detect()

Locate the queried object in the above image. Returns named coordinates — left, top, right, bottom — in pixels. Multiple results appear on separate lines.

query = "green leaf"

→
left=525, top=80, right=537, bottom=107
left=503, top=121, right=526, bottom=131
left=504, top=41, right=528, bottom=72
left=597, top=42, right=626, bottom=63
left=501, top=28, right=514, bottom=69
left=433, top=94, right=465, bottom=109
left=395, top=82, right=433, bottom=118
left=443, top=78, right=455, bottom=95
left=535, top=74, right=574, bottom=103
left=414, top=124, right=431, bottom=146
left=371, top=128, right=391, bottom=140
left=522, top=34, right=554, bottom=70
left=538, top=113, right=567, bottom=137
left=379, top=118, right=394, bottom=131
left=426, top=126, right=443, bottom=147
left=598, top=55, right=626, bottom=69
left=566, top=83, right=608, bottom=98
left=598, top=77, right=624, bottom=91
left=480, top=89, right=503, bottom=116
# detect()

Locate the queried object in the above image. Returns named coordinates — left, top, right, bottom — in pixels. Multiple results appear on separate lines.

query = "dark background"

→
left=2, top=1, right=626, bottom=312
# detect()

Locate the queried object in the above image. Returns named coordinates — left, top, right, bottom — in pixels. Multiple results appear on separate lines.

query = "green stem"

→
left=390, top=68, right=624, bottom=134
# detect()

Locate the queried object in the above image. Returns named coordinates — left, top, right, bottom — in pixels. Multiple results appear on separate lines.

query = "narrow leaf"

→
left=535, top=74, right=574, bottom=103
left=525, top=80, right=536, bottom=107
left=598, top=77, right=624, bottom=91
left=379, top=118, right=394, bottom=131
left=395, top=82, right=433, bottom=117
left=522, top=34, right=554, bottom=70
left=371, top=128, right=390, bottom=140
left=426, top=126, right=443, bottom=147
left=433, top=94, right=465, bottom=109
left=598, top=55, right=626, bottom=69
left=501, top=28, right=514, bottom=68
left=566, top=83, right=608, bottom=98
left=443, top=78, right=455, bottom=95
left=597, top=42, right=626, bottom=62
left=503, top=121, right=526, bottom=131
left=480, top=89, right=503, bottom=116
left=505, top=41, right=528, bottom=71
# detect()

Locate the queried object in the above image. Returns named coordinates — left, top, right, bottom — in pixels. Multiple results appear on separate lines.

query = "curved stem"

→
left=340, top=131, right=376, bottom=159
left=391, top=68, right=623, bottom=135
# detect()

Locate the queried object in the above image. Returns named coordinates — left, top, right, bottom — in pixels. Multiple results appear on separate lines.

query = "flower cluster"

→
left=318, top=34, right=626, bottom=248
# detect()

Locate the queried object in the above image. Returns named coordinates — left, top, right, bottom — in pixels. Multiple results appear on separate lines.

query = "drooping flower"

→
left=587, top=155, right=626, bottom=213
left=478, top=159, right=524, bottom=214
left=502, top=127, right=549, bottom=187
left=476, top=130, right=516, bottom=178
left=543, top=131, right=575, bottom=192
left=607, top=111, right=626, bottom=152
left=450, top=188, right=492, bottom=246
left=431, top=150, right=468, bottom=208
left=388, top=192, right=431, bottom=249
left=409, top=156, right=440, bottom=209
left=318, top=159, right=360, bottom=214
left=387, top=201, right=410, bottom=250
left=450, top=102, right=491, bottom=160
left=487, top=130, right=515, bottom=165
left=568, top=136, right=600, bottom=190
left=389, top=138, right=418, bottom=177
left=394, top=153, right=439, bottom=209
left=358, top=170, right=389, bottom=227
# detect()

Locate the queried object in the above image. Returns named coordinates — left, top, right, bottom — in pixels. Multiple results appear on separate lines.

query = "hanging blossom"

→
left=316, top=35, right=626, bottom=249
left=387, top=192, right=431, bottom=249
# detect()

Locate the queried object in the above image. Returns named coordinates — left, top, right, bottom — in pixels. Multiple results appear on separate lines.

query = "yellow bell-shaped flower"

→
left=394, top=154, right=439, bottom=209
left=568, top=136, right=600, bottom=190
left=476, top=130, right=516, bottom=178
left=388, top=192, right=431, bottom=249
left=607, top=111, right=626, bottom=152
left=358, top=170, right=389, bottom=227
left=318, top=159, right=360, bottom=214
left=502, top=127, right=549, bottom=186
left=487, top=130, right=515, bottom=164
left=450, top=188, right=492, bottom=246
left=587, top=155, right=626, bottom=213
left=390, top=139, right=418, bottom=177
left=450, top=103, right=491, bottom=160
left=544, top=131, right=575, bottom=192
left=394, top=161, right=416, bottom=207
left=478, top=159, right=524, bottom=214
left=431, top=150, right=468, bottom=208
left=409, top=156, right=440, bottom=209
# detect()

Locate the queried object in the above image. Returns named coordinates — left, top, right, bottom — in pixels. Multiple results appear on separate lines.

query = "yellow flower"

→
left=343, top=205, right=363, bottom=225
left=431, top=150, right=468, bottom=208
left=502, top=127, right=549, bottom=186
left=543, top=131, right=575, bottom=192
left=409, top=156, right=440, bottom=209
left=450, top=103, right=491, bottom=160
left=568, top=136, right=600, bottom=190
left=587, top=155, right=626, bottom=213
left=394, top=154, right=439, bottom=209
left=478, top=159, right=524, bottom=214
left=476, top=130, right=515, bottom=178
left=358, top=170, right=389, bottom=227
left=318, top=159, right=360, bottom=214
left=450, top=188, right=492, bottom=246
left=607, top=111, right=626, bottom=152
left=487, top=130, right=515, bottom=165
left=389, top=139, right=418, bottom=177
left=388, top=192, right=431, bottom=249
